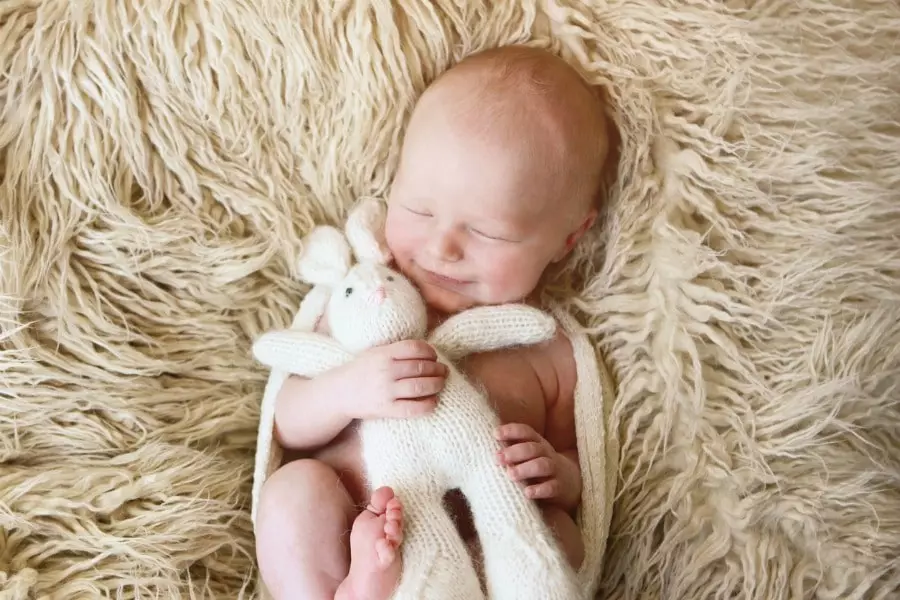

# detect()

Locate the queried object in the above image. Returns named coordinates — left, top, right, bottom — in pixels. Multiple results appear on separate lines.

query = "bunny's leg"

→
left=461, top=461, right=582, bottom=600
left=391, top=487, right=485, bottom=600
left=360, top=419, right=484, bottom=600
left=432, top=379, right=582, bottom=600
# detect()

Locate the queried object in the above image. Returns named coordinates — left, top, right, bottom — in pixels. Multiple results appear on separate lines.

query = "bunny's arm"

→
left=429, top=304, right=557, bottom=361
left=252, top=329, right=352, bottom=377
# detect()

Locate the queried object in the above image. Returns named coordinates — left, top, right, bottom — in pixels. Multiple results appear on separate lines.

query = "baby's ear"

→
left=345, top=197, right=392, bottom=265
left=554, top=208, right=597, bottom=262
left=296, top=225, right=352, bottom=286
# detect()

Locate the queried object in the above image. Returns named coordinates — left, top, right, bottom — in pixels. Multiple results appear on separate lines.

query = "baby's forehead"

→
left=398, top=46, right=610, bottom=214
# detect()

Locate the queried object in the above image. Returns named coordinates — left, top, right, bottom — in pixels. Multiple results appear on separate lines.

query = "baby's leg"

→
left=256, top=460, right=356, bottom=598
left=541, top=505, right=585, bottom=570
left=256, top=459, right=403, bottom=600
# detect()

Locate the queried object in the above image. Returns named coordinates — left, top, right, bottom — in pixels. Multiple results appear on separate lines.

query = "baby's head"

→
left=385, top=45, right=611, bottom=314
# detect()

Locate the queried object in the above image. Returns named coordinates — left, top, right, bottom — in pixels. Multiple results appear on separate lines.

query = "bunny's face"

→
left=327, top=262, right=428, bottom=353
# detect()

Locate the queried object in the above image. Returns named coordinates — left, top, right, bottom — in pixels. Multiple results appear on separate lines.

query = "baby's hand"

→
left=495, top=423, right=564, bottom=501
left=348, top=340, right=448, bottom=420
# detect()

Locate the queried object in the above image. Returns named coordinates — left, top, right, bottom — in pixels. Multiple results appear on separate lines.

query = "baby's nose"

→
left=370, top=287, right=386, bottom=305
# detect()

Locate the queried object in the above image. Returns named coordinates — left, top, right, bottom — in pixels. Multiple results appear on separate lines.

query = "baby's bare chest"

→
left=459, top=349, right=551, bottom=438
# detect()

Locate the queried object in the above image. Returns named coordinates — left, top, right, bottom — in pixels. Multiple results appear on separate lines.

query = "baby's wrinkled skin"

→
left=255, top=45, right=611, bottom=600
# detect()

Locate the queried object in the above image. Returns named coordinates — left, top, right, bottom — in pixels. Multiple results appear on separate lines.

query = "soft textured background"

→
left=2, top=0, right=899, bottom=598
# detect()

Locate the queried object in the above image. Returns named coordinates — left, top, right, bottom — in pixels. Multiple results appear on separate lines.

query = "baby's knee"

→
left=256, top=460, right=355, bottom=547
left=259, top=459, right=351, bottom=514
left=541, top=505, right=584, bottom=570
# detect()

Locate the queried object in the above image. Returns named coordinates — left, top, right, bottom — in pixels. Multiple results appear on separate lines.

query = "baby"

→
left=255, top=45, right=612, bottom=600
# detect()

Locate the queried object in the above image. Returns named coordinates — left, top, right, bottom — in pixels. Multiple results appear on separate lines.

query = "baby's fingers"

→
left=388, top=340, right=438, bottom=361
left=506, top=456, right=555, bottom=481
left=525, top=479, right=561, bottom=500
left=495, top=422, right=541, bottom=443
left=392, top=358, right=448, bottom=380
left=498, top=441, right=544, bottom=465
left=390, top=397, right=437, bottom=418
left=394, top=376, right=445, bottom=399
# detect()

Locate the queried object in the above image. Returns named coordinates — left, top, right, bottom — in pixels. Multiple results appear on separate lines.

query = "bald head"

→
left=406, top=45, right=610, bottom=214
left=386, top=47, right=614, bottom=312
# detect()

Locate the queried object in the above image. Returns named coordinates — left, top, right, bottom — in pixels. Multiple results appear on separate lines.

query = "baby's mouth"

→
left=421, top=268, right=469, bottom=287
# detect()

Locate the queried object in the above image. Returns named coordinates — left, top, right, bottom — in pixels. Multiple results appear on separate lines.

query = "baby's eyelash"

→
left=470, top=228, right=516, bottom=243
left=405, top=206, right=431, bottom=217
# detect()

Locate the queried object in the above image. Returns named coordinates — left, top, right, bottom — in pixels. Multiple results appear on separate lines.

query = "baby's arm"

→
left=254, top=317, right=357, bottom=450
left=550, top=447, right=582, bottom=512
left=273, top=361, right=365, bottom=451
left=540, top=362, right=582, bottom=512
left=495, top=332, right=582, bottom=512
left=275, top=339, right=447, bottom=451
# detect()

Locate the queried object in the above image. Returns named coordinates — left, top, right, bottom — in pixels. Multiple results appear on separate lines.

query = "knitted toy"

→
left=251, top=199, right=583, bottom=600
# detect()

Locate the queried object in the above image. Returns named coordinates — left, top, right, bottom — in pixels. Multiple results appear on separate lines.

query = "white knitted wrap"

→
left=250, top=199, right=612, bottom=599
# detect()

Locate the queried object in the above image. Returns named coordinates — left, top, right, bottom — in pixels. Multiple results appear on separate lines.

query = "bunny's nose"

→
left=370, top=287, right=386, bottom=305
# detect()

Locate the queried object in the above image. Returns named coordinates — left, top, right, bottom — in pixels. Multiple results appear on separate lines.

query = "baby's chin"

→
left=416, top=282, right=480, bottom=316
left=416, top=279, right=533, bottom=316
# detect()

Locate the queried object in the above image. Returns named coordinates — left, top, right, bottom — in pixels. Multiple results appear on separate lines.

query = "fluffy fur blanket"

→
left=1, top=0, right=899, bottom=598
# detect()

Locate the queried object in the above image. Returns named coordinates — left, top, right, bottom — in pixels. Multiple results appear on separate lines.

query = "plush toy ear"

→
left=345, top=197, right=392, bottom=265
left=296, top=225, right=352, bottom=286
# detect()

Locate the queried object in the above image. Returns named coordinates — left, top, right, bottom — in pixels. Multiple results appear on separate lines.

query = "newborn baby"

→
left=255, top=45, right=612, bottom=600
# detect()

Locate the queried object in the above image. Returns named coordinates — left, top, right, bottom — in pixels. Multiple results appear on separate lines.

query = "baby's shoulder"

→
left=529, top=322, right=578, bottom=401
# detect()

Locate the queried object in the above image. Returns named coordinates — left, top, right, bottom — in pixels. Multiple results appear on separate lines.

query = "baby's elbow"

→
left=273, top=376, right=312, bottom=445
left=275, top=375, right=309, bottom=406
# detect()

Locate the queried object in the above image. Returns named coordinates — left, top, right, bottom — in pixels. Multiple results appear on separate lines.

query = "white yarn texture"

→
left=250, top=200, right=614, bottom=599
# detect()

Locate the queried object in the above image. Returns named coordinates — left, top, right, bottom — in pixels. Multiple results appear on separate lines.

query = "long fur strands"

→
left=1, top=0, right=899, bottom=598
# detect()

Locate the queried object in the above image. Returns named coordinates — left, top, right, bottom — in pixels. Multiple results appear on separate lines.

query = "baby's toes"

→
left=384, top=520, right=402, bottom=545
left=386, top=498, right=402, bottom=522
left=375, top=538, right=397, bottom=567
left=368, top=486, right=395, bottom=514
left=384, top=499, right=404, bottom=544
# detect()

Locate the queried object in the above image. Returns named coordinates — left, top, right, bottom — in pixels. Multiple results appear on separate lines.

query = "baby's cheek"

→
left=385, top=225, right=415, bottom=264
left=480, top=255, right=544, bottom=302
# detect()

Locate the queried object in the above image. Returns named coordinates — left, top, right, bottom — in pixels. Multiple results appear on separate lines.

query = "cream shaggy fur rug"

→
left=2, top=0, right=899, bottom=598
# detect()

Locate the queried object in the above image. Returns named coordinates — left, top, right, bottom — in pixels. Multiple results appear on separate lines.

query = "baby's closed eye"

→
left=468, top=227, right=520, bottom=243
left=403, top=205, right=431, bottom=217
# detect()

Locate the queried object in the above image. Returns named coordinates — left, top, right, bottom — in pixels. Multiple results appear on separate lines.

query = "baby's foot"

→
left=340, top=486, right=403, bottom=600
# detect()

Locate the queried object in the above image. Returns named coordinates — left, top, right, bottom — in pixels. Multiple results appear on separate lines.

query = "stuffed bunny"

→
left=252, top=199, right=583, bottom=600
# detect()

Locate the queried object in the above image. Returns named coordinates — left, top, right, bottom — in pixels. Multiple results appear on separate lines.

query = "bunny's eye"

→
left=344, top=287, right=353, bottom=297
left=386, top=276, right=395, bottom=282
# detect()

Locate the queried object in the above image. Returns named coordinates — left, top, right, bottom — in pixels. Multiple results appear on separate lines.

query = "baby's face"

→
left=385, top=115, right=587, bottom=314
